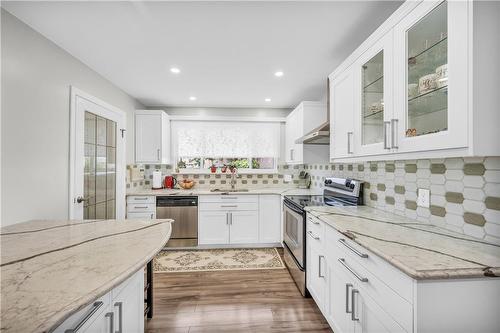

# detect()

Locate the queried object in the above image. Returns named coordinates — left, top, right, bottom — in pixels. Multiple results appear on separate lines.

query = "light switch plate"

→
left=283, top=174, right=292, bottom=183
left=417, top=188, right=430, bottom=208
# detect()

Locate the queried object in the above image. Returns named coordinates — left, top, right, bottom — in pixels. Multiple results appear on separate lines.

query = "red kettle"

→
left=164, top=176, right=177, bottom=189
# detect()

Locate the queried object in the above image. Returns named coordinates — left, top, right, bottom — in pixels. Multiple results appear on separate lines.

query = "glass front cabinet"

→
left=393, top=0, right=468, bottom=153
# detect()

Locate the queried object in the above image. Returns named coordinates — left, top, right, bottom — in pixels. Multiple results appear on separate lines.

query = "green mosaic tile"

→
left=241, top=180, right=247, bottom=184
left=370, top=163, right=377, bottom=172
left=405, top=164, right=417, bottom=173
left=463, top=212, right=486, bottom=226
left=394, top=185, right=405, bottom=194
left=263, top=180, right=269, bottom=184
left=268, top=174, right=273, bottom=178
left=364, top=182, right=370, bottom=189
left=319, top=165, right=323, bottom=170
left=385, top=196, right=395, bottom=205
left=348, top=164, right=353, bottom=171
left=445, top=192, right=464, bottom=204
left=430, top=205, right=446, bottom=217
left=332, top=165, right=336, bottom=170
left=145, top=165, right=150, bottom=169
left=430, top=163, right=446, bottom=174
left=377, top=183, right=386, bottom=191
left=193, top=175, right=200, bottom=179
left=485, top=197, right=500, bottom=211
left=215, top=174, right=221, bottom=179
left=209, top=180, right=216, bottom=185
left=325, top=165, right=329, bottom=170
left=358, top=164, right=364, bottom=172
left=252, top=180, right=258, bottom=184
left=283, top=165, right=289, bottom=169
left=273, top=180, right=279, bottom=184
left=385, top=164, right=395, bottom=173
left=405, top=200, right=417, bottom=210
left=370, top=193, right=378, bottom=201
left=339, top=165, right=344, bottom=171
left=199, top=180, right=205, bottom=184
left=221, top=180, right=226, bottom=184
left=463, top=163, right=486, bottom=176
left=257, top=174, right=263, bottom=178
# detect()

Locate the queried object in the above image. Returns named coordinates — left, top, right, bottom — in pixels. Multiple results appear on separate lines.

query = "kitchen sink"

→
left=210, top=188, right=249, bottom=192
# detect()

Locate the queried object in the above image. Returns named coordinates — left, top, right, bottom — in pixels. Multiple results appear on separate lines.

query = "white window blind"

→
left=171, top=121, right=280, bottom=159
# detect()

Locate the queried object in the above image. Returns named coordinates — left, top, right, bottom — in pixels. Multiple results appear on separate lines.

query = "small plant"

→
left=210, top=164, right=217, bottom=173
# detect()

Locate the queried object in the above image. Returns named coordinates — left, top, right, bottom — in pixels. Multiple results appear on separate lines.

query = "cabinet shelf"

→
left=408, top=85, right=447, bottom=117
left=409, top=36, right=447, bottom=63
left=363, top=109, right=384, bottom=119
left=363, top=75, right=383, bottom=90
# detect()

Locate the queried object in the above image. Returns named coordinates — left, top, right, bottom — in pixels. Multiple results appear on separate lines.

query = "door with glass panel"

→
left=71, top=88, right=126, bottom=220
left=393, top=0, right=468, bottom=153
left=354, top=32, right=393, bottom=157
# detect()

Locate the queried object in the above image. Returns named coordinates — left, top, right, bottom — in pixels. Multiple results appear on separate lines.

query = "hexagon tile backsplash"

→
left=305, top=157, right=500, bottom=244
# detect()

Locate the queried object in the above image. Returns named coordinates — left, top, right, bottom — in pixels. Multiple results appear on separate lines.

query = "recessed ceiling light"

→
left=189, top=96, right=197, bottom=101
left=274, top=71, right=284, bottom=77
left=170, top=67, right=181, bottom=74
left=265, top=98, right=271, bottom=102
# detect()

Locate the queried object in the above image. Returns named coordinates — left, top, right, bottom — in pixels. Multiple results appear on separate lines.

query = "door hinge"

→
left=120, top=128, right=126, bottom=138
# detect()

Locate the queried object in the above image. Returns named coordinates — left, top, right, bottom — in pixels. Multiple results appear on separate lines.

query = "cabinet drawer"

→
left=306, top=215, right=325, bottom=248
left=126, top=196, right=155, bottom=204
left=127, top=203, right=156, bottom=213
left=199, top=195, right=258, bottom=203
left=332, top=251, right=413, bottom=333
left=126, top=212, right=155, bottom=219
left=199, top=202, right=258, bottom=211
left=325, top=224, right=413, bottom=303
left=53, top=294, right=110, bottom=333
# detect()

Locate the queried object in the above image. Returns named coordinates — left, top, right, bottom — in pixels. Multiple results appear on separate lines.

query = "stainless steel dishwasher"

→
left=156, top=196, right=198, bottom=247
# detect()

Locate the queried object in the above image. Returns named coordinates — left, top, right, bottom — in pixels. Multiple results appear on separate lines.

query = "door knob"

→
left=75, top=196, right=86, bottom=203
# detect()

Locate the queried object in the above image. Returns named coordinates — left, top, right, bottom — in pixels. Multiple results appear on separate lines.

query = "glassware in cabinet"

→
left=362, top=51, right=384, bottom=146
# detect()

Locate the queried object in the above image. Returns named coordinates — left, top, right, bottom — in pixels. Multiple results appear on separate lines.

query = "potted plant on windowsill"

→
left=221, top=164, right=228, bottom=173
left=210, top=164, right=217, bottom=173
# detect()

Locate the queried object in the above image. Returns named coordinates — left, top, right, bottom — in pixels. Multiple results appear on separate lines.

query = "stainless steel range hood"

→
left=295, top=78, right=331, bottom=145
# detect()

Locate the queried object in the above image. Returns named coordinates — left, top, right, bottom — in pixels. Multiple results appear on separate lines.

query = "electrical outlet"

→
left=417, top=188, right=430, bottom=208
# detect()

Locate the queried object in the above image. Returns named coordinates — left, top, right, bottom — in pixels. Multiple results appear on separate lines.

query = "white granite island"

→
left=0, top=219, right=172, bottom=333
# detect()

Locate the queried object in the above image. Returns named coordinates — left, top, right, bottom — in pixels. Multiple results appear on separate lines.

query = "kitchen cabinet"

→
left=285, top=101, right=329, bottom=164
left=126, top=195, right=156, bottom=219
left=306, top=212, right=500, bottom=333
left=198, top=211, right=230, bottom=244
left=54, top=270, right=144, bottom=333
left=258, top=195, right=282, bottom=243
left=135, top=110, right=170, bottom=164
left=329, top=0, right=500, bottom=162
left=227, top=210, right=259, bottom=244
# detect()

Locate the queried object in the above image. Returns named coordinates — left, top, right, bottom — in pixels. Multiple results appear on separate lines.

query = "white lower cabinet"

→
left=307, top=213, right=500, bottom=333
left=55, top=270, right=144, bottom=333
left=198, top=195, right=280, bottom=245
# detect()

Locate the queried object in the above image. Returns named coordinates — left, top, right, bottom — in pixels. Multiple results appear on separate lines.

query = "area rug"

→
left=154, top=248, right=285, bottom=273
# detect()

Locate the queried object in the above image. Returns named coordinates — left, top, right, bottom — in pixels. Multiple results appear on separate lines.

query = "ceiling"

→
left=2, top=1, right=402, bottom=108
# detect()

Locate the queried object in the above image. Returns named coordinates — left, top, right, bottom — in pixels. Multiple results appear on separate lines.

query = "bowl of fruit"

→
left=178, top=179, right=195, bottom=189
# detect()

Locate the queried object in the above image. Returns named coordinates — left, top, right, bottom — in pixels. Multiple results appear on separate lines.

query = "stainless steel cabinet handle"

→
left=338, top=258, right=368, bottom=282
left=391, top=119, right=399, bottom=149
left=134, top=206, right=149, bottom=209
left=221, top=197, right=237, bottom=200
left=150, top=213, right=154, bottom=219
left=351, top=289, right=360, bottom=321
left=221, top=205, right=237, bottom=208
left=345, top=283, right=353, bottom=314
left=318, top=255, right=325, bottom=278
left=157, top=148, right=160, bottom=160
left=226, top=212, right=229, bottom=225
left=133, top=197, right=148, bottom=201
left=308, top=217, right=320, bottom=225
left=383, top=121, right=391, bottom=149
left=307, top=230, right=320, bottom=240
left=291, top=148, right=294, bottom=161
left=229, top=212, right=233, bottom=225
left=338, top=239, right=368, bottom=258
left=105, top=312, right=114, bottom=333
left=65, top=301, right=103, bottom=332
left=347, top=132, right=354, bottom=154
left=114, top=302, right=123, bottom=333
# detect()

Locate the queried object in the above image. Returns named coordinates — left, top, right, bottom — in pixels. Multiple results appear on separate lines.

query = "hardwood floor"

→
left=146, top=265, right=332, bottom=332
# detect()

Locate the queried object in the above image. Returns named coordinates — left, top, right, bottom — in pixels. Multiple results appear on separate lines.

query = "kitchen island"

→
left=0, top=218, right=172, bottom=333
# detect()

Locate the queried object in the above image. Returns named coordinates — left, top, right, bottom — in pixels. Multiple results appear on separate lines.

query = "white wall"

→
left=1, top=9, right=143, bottom=226
left=150, top=106, right=291, bottom=118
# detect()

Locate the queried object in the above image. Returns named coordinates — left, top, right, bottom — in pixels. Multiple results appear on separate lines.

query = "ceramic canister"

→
left=435, top=64, right=448, bottom=88
left=418, top=73, right=437, bottom=94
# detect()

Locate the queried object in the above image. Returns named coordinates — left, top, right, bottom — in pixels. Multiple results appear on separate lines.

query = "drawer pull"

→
left=221, top=197, right=238, bottom=199
left=134, top=206, right=149, bottom=209
left=133, top=197, right=149, bottom=200
left=351, top=289, right=360, bottom=321
left=345, top=283, right=353, bottom=314
left=318, top=255, right=325, bottom=278
left=221, top=205, right=238, bottom=208
left=339, top=238, right=368, bottom=258
left=65, top=301, right=103, bottom=332
left=105, top=312, right=114, bottom=333
left=308, top=217, right=320, bottom=225
left=307, top=230, right=320, bottom=240
left=338, top=258, right=368, bottom=282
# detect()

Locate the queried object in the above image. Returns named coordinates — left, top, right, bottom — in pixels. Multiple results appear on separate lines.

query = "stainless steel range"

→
left=282, top=177, right=364, bottom=296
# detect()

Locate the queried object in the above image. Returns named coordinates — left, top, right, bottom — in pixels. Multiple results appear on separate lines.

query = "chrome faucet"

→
left=230, top=171, right=238, bottom=190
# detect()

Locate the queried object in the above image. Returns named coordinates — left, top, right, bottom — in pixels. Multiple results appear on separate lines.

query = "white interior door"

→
left=70, top=87, right=126, bottom=220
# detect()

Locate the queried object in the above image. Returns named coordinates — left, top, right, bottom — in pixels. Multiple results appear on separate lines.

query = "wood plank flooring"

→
left=146, top=264, right=332, bottom=332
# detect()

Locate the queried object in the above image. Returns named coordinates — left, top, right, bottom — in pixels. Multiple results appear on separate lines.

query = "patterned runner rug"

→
left=154, top=248, right=285, bottom=273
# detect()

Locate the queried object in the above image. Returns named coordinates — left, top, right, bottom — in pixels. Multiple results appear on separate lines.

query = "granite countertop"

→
left=0, top=219, right=173, bottom=333
left=126, top=187, right=323, bottom=196
left=305, top=206, right=500, bottom=280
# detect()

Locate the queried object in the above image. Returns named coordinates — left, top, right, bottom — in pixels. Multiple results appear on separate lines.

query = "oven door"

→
left=283, top=200, right=305, bottom=269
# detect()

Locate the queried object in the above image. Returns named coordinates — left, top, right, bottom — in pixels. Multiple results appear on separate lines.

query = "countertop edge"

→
left=44, top=222, right=172, bottom=333
left=306, top=208, right=498, bottom=280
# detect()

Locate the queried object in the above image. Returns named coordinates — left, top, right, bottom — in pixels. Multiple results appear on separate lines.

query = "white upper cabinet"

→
left=135, top=110, right=170, bottom=164
left=285, top=102, right=329, bottom=165
left=330, top=69, right=355, bottom=159
left=329, top=0, right=500, bottom=162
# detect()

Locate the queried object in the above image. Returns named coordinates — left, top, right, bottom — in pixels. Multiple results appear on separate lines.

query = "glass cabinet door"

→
left=406, top=1, right=448, bottom=138
left=362, top=51, right=384, bottom=145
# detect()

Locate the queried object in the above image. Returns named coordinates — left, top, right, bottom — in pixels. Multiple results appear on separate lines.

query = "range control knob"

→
left=325, top=179, right=332, bottom=185
left=350, top=183, right=356, bottom=189
left=345, top=180, right=351, bottom=187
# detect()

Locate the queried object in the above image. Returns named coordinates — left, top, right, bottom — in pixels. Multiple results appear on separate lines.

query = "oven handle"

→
left=284, top=200, right=305, bottom=216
